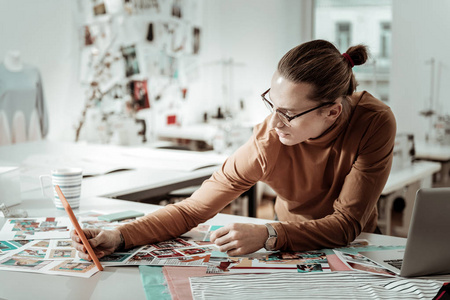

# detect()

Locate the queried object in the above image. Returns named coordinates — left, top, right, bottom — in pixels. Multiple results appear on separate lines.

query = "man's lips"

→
left=275, top=129, right=289, bottom=138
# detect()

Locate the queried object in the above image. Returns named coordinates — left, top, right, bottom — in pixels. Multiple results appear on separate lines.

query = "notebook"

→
left=361, top=187, right=450, bottom=277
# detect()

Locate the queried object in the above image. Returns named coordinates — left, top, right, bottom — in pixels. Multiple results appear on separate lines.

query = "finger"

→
left=213, top=234, right=234, bottom=247
left=77, top=251, right=91, bottom=261
left=73, top=243, right=85, bottom=252
left=227, top=248, right=244, bottom=257
left=217, top=240, right=238, bottom=253
left=70, top=230, right=81, bottom=243
left=210, top=226, right=230, bottom=242
left=88, top=230, right=107, bottom=248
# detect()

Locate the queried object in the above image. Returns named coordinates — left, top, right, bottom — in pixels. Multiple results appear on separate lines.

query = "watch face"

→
left=265, top=237, right=276, bottom=251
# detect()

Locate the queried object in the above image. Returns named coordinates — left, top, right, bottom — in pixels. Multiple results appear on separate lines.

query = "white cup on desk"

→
left=39, top=168, right=82, bottom=209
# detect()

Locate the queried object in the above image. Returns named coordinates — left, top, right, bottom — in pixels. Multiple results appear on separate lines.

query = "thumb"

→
left=88, top=233, right=103, bottom=248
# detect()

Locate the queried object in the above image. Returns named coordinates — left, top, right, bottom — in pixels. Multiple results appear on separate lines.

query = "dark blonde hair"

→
left=277, top=40, right=368, bottom=114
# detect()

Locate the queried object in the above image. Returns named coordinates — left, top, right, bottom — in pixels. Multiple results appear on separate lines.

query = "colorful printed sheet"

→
left=206, top=250, right=331, bottom=274
left=334, top=250, right=397, bottom=277
left=0, top=217, right=73, bottom=241
left=74, top=237, right=219, bottom=267
left=0, top=239, right=98, bottom=278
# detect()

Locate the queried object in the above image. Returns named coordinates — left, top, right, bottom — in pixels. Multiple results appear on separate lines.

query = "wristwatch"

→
left=264, top=223, right=277, bottom=251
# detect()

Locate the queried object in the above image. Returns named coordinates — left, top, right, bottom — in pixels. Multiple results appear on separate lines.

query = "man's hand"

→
left=210, top=223, right=268, bottom=256
left=71, top=228, right=122, bottom=261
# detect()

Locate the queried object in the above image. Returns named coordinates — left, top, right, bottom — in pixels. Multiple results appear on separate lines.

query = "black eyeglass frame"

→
left=261, top=88, right=335, bottom=126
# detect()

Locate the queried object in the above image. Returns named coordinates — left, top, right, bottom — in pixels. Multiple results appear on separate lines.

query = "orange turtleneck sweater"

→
left=118, top=91, right=396, bottom=251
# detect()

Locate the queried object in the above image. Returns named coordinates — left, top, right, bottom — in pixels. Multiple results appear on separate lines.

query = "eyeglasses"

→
left=261, top=88, right=335, bottom=127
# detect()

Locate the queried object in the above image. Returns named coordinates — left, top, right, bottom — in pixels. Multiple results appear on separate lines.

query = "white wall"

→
left=390, top=0, right=450, bottom=140
left=0, top=0, right=83, bottom=141
left=192, top=0, right=309, bottom=125
left=0, top=0, right=309, bottom=141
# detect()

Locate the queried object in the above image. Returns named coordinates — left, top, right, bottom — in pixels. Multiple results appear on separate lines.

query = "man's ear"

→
left=327, top=103, right=342, bottom=120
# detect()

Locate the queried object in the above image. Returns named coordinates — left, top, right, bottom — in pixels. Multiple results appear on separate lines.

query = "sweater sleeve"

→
left=271, top=108, right=397, bottom=251
left=118, top=134, right=267, bottom=249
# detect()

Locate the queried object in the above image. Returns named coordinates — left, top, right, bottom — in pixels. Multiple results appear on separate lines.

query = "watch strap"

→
left=265, top=223, right=277, bottom=238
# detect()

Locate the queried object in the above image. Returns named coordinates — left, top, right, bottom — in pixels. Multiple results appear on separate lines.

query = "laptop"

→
left=361, top=187, right=450, bottom=277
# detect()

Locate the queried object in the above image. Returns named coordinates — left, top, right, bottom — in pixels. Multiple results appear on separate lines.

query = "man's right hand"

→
left=70, top=228, right=123, bottom=261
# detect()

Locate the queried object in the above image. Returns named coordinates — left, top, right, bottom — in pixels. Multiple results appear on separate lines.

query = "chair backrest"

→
left=0, top=109, right=42, bottom=146
left=0, top=110, right=11, bottom=146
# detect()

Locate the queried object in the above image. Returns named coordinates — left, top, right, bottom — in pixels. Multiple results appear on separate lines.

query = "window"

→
left=380, top=22, right=391, bottom=58
left=314, top=0, right=392, bottom=102
left=336, top=22, right=351, bottom=51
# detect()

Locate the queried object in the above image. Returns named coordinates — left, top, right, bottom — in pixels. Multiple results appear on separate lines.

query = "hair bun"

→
left=345, top=45, right=369, bottom=66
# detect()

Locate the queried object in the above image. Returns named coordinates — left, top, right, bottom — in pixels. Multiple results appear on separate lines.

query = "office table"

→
left=0, top=141, right=262, bottom=217
left=415, top=141, right=450, bottom=187
left=0, top=140, right=223, bottom=201
left=0, top=193, right=407, bottom=300
left=378, top=160, right=441, bottom=236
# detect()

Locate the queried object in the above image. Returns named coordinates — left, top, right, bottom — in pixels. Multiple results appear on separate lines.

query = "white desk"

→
left=0, top=192, right=406, bottom=300
left=415, top=141, right=450, bottom=187
left=378, top=161, right=441, bottom=236
left=0, top=141, right=225, bottom=203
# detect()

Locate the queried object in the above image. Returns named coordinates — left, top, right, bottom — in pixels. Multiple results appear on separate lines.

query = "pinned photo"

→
left=121, top=45, right=140, bottom=77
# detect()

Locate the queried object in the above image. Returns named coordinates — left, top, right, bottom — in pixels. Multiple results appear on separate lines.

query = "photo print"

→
left=0, top=217, right=72, bottom=240
left=193, top=27, right=200, bottom=54
left=16, top=248, right=47, bottom=259
left=128, top=80, right=150, bottom=111
left=297, top=264, right=323, bottom=273
left=0, top=256, right=52, bottom=271
left=150, top=249, right=184, bottom=259
left=93, top=2, right=107, bottom=16
left=51, top=261, right=97, bottom=273
left=152, top=238, right=194, bottom=250
left=121, top=45, right=140, bottom=77
left=48, top=249, right=77, bottom=260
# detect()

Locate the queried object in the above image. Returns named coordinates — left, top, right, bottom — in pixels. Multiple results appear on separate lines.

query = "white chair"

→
left=0, top=110, right=11, bottom=146
left=11, top=111, right=27, bottom=144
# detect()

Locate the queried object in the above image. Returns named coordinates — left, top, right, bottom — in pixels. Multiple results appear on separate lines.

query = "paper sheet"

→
left=0, top=239, right=98, bottom=278
left=0, top=217, right=73, bottom=241
left=189, top=271, right=444, bottom=300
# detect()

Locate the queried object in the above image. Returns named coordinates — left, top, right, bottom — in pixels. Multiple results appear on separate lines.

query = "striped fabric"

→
left=189, top=271, right=444, bottom=300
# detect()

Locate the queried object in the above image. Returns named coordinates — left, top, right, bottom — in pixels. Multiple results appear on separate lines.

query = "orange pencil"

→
left=55, top=185, right=104, bottom=271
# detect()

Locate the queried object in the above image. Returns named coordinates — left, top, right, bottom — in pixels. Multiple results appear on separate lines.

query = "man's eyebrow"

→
left=268, top=91, right=297, bottom=111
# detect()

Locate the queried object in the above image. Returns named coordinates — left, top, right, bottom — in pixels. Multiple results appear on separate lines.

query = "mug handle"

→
left=39, top=175, right=53, bottom=199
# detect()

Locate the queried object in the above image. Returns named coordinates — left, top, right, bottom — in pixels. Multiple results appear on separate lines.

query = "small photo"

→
left=179, top=247, right=214, bottom=256
left=100, top=253, right=132, bottom=262
left=49, top=249, right=76, bottom=259
left=297, top=264, right=323, bottom=273
left=193, top=27, right=200, bottom=54
left=171, top=0, right=182, bottom=18
left=16, top=248, right=47, bottom=259
left=150, top=249, right=183, bottom=258
left=11, top=240, right=30, bottom=247
left=93, top=2, right=107, bottom=16
left=56, top=240, right=73, bottom=248
left=40, top=221, right=58, bottom=228
left=34, top=240, right=50, bottom=248
left=121, top=45, right=140, bottom=77
left=152, top=238, right=193, bottom=250
left=128, top=252, right=155, bottom=263
left=0, top=256, right=51, bottom=270
left=128, top=80, right=150, bottom=111
left=52, top=261, right=96, bottom=273
left=348, top=261, right=396, bottom=276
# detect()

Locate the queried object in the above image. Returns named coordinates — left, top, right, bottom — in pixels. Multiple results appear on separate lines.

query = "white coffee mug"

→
left=40, top=168, right=83, bottom=209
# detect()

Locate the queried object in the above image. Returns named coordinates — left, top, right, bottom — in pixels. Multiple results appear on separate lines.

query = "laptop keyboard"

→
left=384, top=259, right=403, bottom=270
